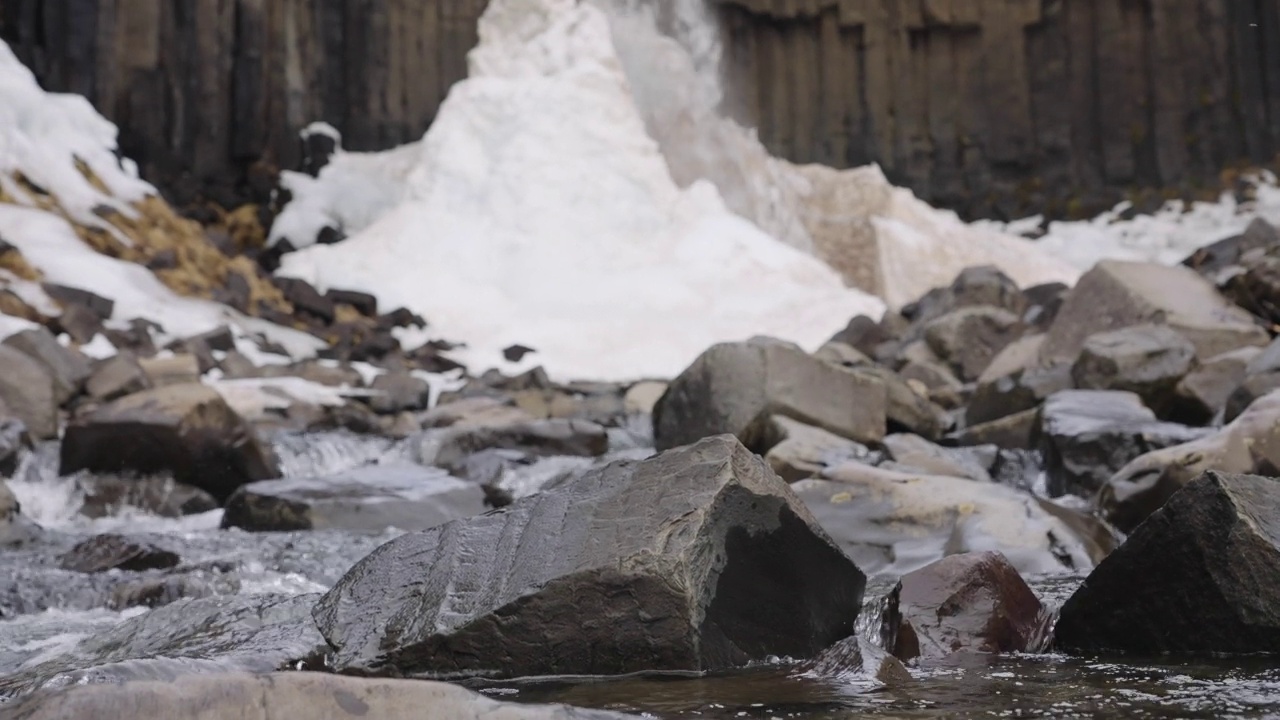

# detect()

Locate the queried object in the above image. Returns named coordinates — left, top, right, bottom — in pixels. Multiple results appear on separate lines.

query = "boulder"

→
left=1, top=479, right=41, bottom=547
left=758, top=415, right=881, bottom=482
left=1099, top=390, right=1280, bottom=532
left=0, top=345, right=57, bottom=438
left=1022, top=282, right=1068, bottom=330
left=2, top=327, right=91, bottom=404
left=922, top=306, right=1024, bottom=382
left=1070, top=324, right=1196, bottom=416
left=0, top=416, right=30, bottom=476
left=417, top=418, right=609, bottom=474
left=623, top=380, right=667, bottom=414
left=1183, top=217, right=1280, bottom=275
left=843, top=365, right=949, bottom=440
left=906, top=266, right=1027, bottom=326
left=813, top=340, right=874, bottom=368
left=4, top=672, right=633, bottom=720
left=78, top=476, right=219, bottom=519
left=0, top=594, right=327, bottom=697
left=222, top=463, right=485, bottom=532
left=881, top=551, right=1049, bottom=663
left=85, top=351, right=152, bottom=401
left=1039, top=390, right=1210, bottom=498
left=1224, top=371, right=1280, bottom=422
left=1055, top=471, right=1280, bottom=655
left=57, top=534, right=180, bottom=573
left=882, top=433, right=993, bottom=482
left=138, top=353, right=202, bottom=387
left=1040, top=259, right=1268, bottom=364
left=792, top=462, right=1095, bottom=577
left=419, top=395, right=533, bottom=429
left=946, top=408, right=1039, bottom=450
left=59, top=384, right=280, bottom=502
left=314, top=435, right=866, bottom=678
left=368, top=371, right=431, bottom=414
left=1170, top=346, right=1261, bottom=425
left=652, top=338, right=886, bottom=451
left=967, top=336, right=1072, bottom=425
left=828, top=314, right=897, bottom=357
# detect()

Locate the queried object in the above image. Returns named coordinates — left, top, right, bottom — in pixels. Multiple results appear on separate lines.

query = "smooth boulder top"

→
left=314, top=434, right=866, bottom=678
left=1, top=671, right=636, bottom=720
left=1055, top=471, right=1280, bottom=655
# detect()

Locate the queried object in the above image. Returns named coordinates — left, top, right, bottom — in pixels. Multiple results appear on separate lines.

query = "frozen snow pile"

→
left=278, top=0, right=885, bottom=382
left=975, top=172, right=1280, bottom=271
left=0, top=40, right=322, bottom=357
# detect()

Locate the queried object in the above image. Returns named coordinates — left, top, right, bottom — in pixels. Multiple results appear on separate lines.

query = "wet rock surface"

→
left=1056, top=471, right=1280, bottom=655
left=881, top=551, right=1049, bottom=664
left=57, top=534, right=181, bottom=573
left=222, top=462, right=485, bottom=532
left=314, top=435, right=866, bottom=678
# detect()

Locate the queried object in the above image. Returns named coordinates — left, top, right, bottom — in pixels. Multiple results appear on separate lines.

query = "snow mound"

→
left=278, top=0, right=884, bottom=382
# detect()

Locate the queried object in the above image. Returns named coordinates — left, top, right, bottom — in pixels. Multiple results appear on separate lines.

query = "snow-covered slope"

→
left=277, top=0, right=885, bottom=382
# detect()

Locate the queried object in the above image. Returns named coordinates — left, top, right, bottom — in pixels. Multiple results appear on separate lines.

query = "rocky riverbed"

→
left=2, top=219, right=1280, bottom=718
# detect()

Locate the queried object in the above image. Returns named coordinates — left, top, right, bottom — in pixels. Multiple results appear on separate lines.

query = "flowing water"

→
left=3, top=431, right=1280, bottom=717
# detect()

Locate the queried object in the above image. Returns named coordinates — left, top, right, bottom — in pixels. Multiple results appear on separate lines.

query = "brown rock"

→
left=881, top=551, right=1049, bottom=663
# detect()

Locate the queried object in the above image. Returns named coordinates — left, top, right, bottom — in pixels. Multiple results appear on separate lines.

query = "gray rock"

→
left=793, top=462, right=1095, bottom=577
left=828, top=314, right=897, bottom=357
left=368, top=371, right=431, bottom=414
left=57, top=534, right=180, bottom=573
left=0, top=415, right=30, bottom=476
left=0, top=345, right=57, bottom=439
left=1224, top=371, right=1280, bottom=423
left=906, top=266, right=1027, bottom=326
left=418, top=418, right=609, bottom=473
left=1070, top=324, right=1196, bottom=416
left=85, top=351, right=152, bottom=401
left=759, top=416, right=880, bottom=482
left=947, top=408, right=1039, bottom=450
left=923, top=306, right=1024, bottom=382
left=843, top=365, right=950, bottom=441
left=1055, top=471, right=1280, bottom=655
left=967, top=335, right=1071, bottom=425
left=419, top=395, right=533, bottom=429
left=1040, top=259, right=1268, bottom=364
left=1099, top=389, right=1280, bottom=532
left=314, top=435, right=866, bottom=678
left=78, top=475, right=218, bottom=519
left=0, top=594, right=326, bottom=697
left=1183, top=217, right=1280, bottom=275
left=1170, top=346, right=1260, bottom=425
left=60, top=384, right=280, bottom=502
left=222, top=463, right=485, bottom=532
left=882, top=433, right=993, bottom=482
left=3, top=672, right=635, bottom=720
left=1039, top=390, right=1210, bottom=498
left=653, top=337, right=886, bottom=451
left=2, top=327, right=91, bottom=404
left=1245, top=336, right=1280, bottom=376
left=813, top=341, right=874, bottom=368
left=138, top=353, right=201, bottom=387
left=0, top=479, right=41, bottom=547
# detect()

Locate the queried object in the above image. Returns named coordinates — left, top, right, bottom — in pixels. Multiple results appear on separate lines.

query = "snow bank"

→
left=278, top=0, right=884, bottom=381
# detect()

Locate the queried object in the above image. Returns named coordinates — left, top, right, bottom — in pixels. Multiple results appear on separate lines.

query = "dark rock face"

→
left=3, top=672, right=635, bottom=720
left=1, top=479, right=41, bottom=548
left=881, top=551, right=1048, bottom=663
left=41, top=283, right=114, bottom=319
left=1039, top=390, right=1210, bottom=498
left=222, top=463, right=485, bottom=532
left=1184, top=218, right=1280, bottom=276
left=57, top=534, right=181, bottom=573
left=0, top=417, right=30, bottom=476
left=78, top=476, right=219, bottom=519
left=1070, top=324, right=1196, bottom=417
left=59, top=384, right=280, bottom=502
left=313, top=435, right=866, bottom=678
left=272, top=277, right=335, bottom=324
left=653, top=338, right=886, bottom=451
left=1055, top=471, right=1280, bottom=655
left=2, top=327, right=91, bottom=405
left=0, top=345, right=57, bottom=439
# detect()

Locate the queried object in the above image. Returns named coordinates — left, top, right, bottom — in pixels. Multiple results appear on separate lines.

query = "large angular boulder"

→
left=5, top=672, right=633, bottom=720
left=1056, top=471, right=1280, bottom=654
left=1039, top=390, right=1210, bottom=498
left=59, top=384, right=280, bottom=502
left=1099, top=390, right=1280, bottom=532
left=313, top=435, right=866, bottom=678
left=222, top=463, right=485, bottom=532
left=653, top=338, right=886, bottom=450
left=881, top=551, right=1049, bottom=663
left=792, top=462, right=1095, bottom=577
left=1041, top=260, right=1268, bottom=364
left=0, top=345, right=57, bottom=439
left=2, top=327, right=91, bottom=404
left=1070, top=324, right=1196, bottom=417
